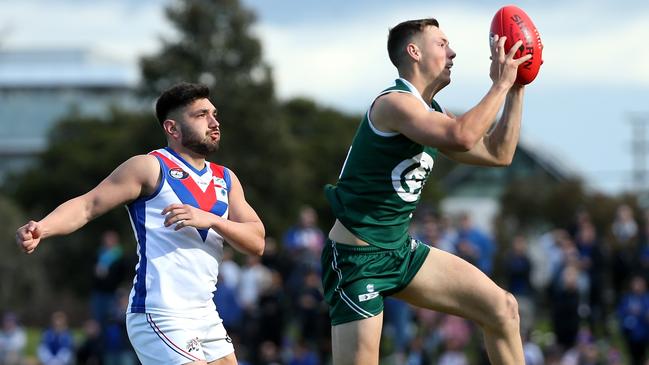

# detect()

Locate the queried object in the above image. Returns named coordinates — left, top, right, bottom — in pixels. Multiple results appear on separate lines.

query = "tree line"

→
left=0, top=0, right=637, bottom=324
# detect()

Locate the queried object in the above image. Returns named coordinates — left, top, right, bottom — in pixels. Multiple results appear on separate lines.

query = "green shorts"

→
left=320, top=236, right=430, bottom=326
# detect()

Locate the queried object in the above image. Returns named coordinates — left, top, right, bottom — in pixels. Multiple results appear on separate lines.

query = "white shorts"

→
left=126, top=312, right=234, bottom=365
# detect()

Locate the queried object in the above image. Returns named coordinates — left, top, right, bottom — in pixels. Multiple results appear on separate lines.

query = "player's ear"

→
left=163, top=119, right=180, bottom=137
left=406, top=42, right=420, bottom=61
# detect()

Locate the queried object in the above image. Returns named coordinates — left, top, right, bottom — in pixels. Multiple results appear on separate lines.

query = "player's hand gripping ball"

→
left=490, top=5, right=543, bottom=85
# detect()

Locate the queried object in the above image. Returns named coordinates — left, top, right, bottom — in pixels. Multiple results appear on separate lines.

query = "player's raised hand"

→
left=16, top=221, right=43, bottom=254
left=489, top=36, right=532, bottom=88
left=490, top=5, right=544, bottom=85
left=162, top=204, right=216, bottom=231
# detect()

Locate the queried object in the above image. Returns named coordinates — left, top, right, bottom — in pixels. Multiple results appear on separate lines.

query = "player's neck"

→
left=399, top=72, right=442, bottom=103
left=166, top=145, right=206, bottom=171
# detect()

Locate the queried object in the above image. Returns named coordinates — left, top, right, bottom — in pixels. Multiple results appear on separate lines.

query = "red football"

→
left=490, top=5, right=543, bottom=85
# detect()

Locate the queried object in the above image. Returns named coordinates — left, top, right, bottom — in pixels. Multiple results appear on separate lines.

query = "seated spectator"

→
left=38, top=311, right=74, bottom=365
left=0, top=312, right=27, bottom=365
left=288, top=338, right=320, bottom=365
left=560, top=328, right=601, bottom=365
left=522, top=329, right=544, bottom=365
left=455, top=212, right=495, bottom=275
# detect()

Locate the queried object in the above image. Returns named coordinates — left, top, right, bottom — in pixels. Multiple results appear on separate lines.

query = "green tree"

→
left=278, top=98, right=359, bottom=225
left=0, top=195, right=49, bottom=315
left=1, top=0, right=365, bottom=299
left=0, top=193, right=94, bottom=324
left=496, top=176, right=637, bottom=241
left=11, top=109, right=161, bottom=212
left=5, top=109, right=154, bottom=293
left=139, top=0, right=304, bottom=236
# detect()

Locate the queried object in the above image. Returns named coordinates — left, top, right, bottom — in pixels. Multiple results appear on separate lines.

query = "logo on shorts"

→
left=186, top=337, right=201, bottom=353
left=359, top=283, right=379, bottom=302
left=225, top=334, right=232, bottom=343
left=170, top=168, right=189, bottom=180
left=358, top=292, right=380, bottom=302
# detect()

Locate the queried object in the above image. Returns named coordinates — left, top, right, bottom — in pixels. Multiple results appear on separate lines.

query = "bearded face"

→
left=179, top=121, right=220, bottom=156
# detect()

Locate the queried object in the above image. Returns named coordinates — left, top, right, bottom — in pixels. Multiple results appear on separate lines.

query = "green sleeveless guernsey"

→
left=325, top=78, right=441, bottom=249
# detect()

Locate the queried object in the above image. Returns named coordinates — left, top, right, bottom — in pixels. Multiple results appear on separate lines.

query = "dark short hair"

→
left=155, top=82, right=210, bottom=125
left=387, top=18, right=439, bottom=67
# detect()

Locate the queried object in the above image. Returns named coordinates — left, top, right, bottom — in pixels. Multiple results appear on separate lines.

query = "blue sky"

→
left=1, top=0, right=648, bottom=194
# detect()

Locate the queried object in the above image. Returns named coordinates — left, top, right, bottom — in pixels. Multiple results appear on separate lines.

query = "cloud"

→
left=0, top=1, right=173, bottom=64
left=534, top=3, right=649, bottom=87
left=4, top=0, right=646, bottom=95
left=252, top=5, right=496, bottom=110
left=1, top=0, right=646, bottom=194
left=252, top=2, right=649, bottom=110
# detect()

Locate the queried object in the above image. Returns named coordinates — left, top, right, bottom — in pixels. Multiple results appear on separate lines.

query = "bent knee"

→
left=484, top=291, right=520, bottom=334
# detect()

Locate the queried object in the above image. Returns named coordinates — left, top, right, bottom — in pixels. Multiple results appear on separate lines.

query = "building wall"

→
left=0, top=49, right=140, bottom=181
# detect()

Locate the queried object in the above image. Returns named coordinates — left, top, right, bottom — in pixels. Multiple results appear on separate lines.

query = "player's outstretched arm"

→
left=15, top=155, right=159, bottom=254
left=440, top=84, right=524, bottom=166
left=374, top=37, right=530, bottom=153
left=161, top=169, right=265, bottom=256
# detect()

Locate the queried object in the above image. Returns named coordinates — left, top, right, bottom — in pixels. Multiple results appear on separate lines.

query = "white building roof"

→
left=0, top=48, right=137, bottom=88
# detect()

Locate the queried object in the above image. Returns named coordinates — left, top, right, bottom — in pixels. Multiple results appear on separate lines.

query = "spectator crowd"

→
left=2, top=204, right=649, bottom=365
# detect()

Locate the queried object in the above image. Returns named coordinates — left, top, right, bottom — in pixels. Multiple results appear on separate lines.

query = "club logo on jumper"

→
left=213, top=177, right=228, bottom=197
left=213, top=177, right=226, bottom=187
left=186, top=337, right=201, bottom=353
left=169, top=168, right=189, bottom=180
left=391, top=152, right=434, bottom=202
left=359, top=283, right=379, bottom=302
